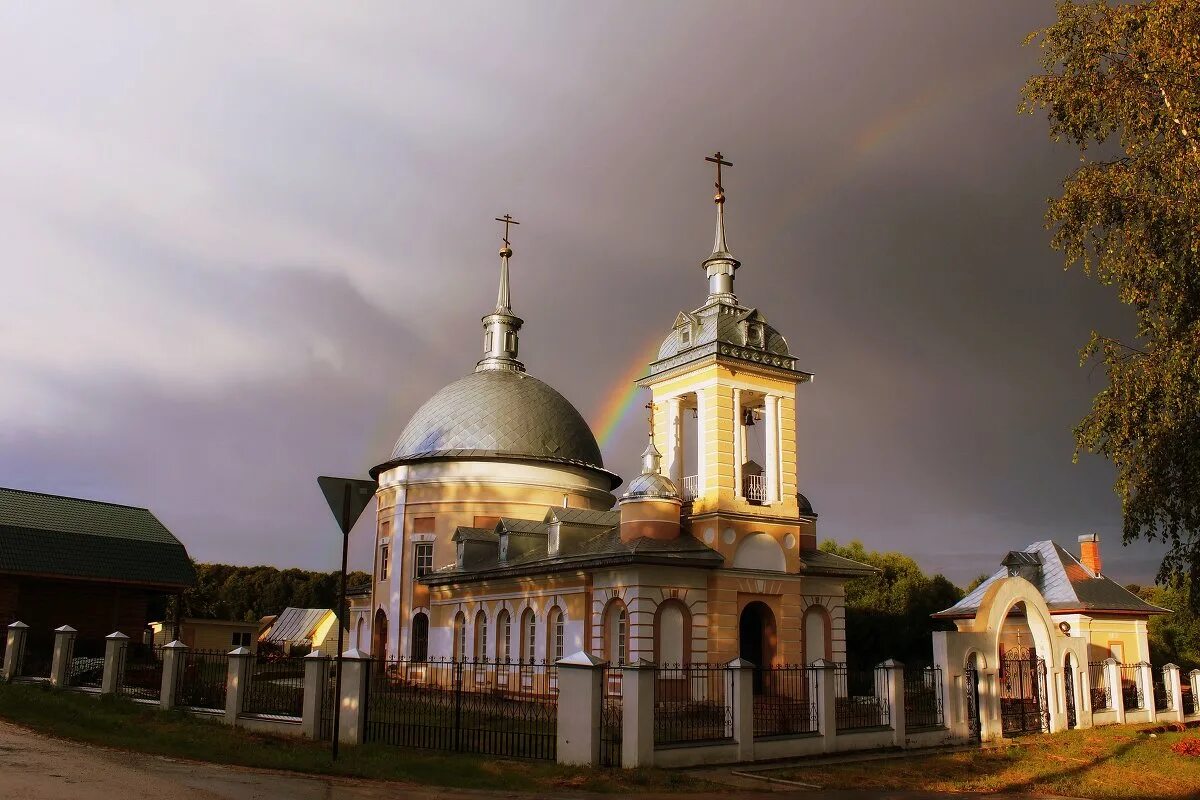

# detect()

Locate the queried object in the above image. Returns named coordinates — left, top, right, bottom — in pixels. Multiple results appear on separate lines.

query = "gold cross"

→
left=644, top=401, right=656, bottom=438
left=705, top=151, right=732, bottom=201
left=495, top=213, right=520, bottom=248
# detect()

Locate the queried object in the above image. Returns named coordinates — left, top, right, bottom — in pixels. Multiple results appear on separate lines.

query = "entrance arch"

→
left=372, top=608, right=388, bottom=660
left=739, top=601, right=777, bottom=677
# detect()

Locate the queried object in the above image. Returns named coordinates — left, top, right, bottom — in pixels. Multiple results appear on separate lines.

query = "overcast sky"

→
left=0, top=2, right=1164, bottom=586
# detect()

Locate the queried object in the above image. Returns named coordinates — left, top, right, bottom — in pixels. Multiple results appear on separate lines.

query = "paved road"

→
left=0, top=720, right=1069, bottom=800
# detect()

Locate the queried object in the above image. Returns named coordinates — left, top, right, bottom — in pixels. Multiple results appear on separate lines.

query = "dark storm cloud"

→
left=0, top=2, right=1163, bottom=584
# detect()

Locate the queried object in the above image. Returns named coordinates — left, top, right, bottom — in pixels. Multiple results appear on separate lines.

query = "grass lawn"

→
left=0, top=682, right=701, bottom=794
left=766, top=723, right=1200, bottom=799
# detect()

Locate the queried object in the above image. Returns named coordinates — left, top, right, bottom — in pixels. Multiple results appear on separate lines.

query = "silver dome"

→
left=622, top=471, right=680, bottom=501
left=383, top=369, right=607, bottom=474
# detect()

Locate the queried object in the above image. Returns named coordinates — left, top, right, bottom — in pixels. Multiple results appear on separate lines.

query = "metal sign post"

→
left=317, top=475, right=376, bottom=760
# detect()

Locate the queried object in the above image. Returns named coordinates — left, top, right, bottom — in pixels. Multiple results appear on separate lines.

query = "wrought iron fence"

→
left=242, top=654, right=306, bottom=719
left=653, top=663, right=733, bottom=745
left=119, top=644, right=164, bottom=702
left=18, top=634, right=53, bottom=680
left=1153, top=668, right=1172, bottom=713
left=1185, top=684, right=1198, bottom=717
left=834, top=664, right=890, bottom=730
left=1119, top=664, right=1145, bottom=711
left=318, top=664, right=337, bottom=741
left=364, top=659, right=558, bottom=760
left=600, top=665, right=623, bottom=767
left=66, top=639, right=107, bottom=690
left=176, top=650, right=229, bottom=711
left=1087, top=661, right=1110, bottom=710
left=903, top=665, right=944, bottom=729
left=753, top=665, right=818, bottom=738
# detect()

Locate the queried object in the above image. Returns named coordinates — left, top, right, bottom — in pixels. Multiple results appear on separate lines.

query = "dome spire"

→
left=641, top=401, right=662, bottom=474
left=476, top=214, right=526, bottom=373
left=702, top=151, right=740, bottom=304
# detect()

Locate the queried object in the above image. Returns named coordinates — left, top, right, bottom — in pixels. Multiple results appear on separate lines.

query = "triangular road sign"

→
left=317, top=476, right=377, bottom=535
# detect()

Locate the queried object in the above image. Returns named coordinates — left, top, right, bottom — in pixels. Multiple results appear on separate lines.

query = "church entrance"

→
left=739, top=601, right=777, bottom=692
left=372, top=608, right=388, bottom=661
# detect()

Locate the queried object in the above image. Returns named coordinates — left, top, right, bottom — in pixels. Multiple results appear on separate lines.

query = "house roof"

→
left=543, top=507, right=621, bottom=527
left=0, top=487, right=195, bottom=588
left=934, top=540, right=1171, bottom=619
left=261, top=607, right=334, bottom=642
left=798, top=549, right=880, bottom=578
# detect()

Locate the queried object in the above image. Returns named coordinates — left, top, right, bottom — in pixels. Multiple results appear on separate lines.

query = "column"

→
left=160, top=640, right=188, bottom=710
left=1163, top=664, right=1184, bottom=723
left=764, top=395, right=779, bottom=504
left=1190, top=670, right=1200, bottom=719
left=338, top=648, right=371, bottom=745
left=878, top=660, right=905, bottom=747
left=1047, top=666, right=1065, bottom=734
left=2, top=622, right=28, bottom=681
left=695, top=390, right=707, bottom=497
left=1074, top=656, right=1092, bottom=729
left=621, top=659, right=656, bottom=768
left=225, top=646, right=253, bottom=725
left=812, top=658, right=838, bottom=752
left=1140, top=662, right=1157, bottom=723
left=666, top=397, right=682, bottom=485
left=556, top=652, right=604, bottom=765
left=1105, top=658, right=1125, bottom=724
left=732, top=389, right=743, bottom=498
left=100, top=632, right=129, bottom=696
left=50, top=625, right=77, bottom=688
left=301, top=650, right=331, bottom=739
left=728, top=658, right=755, bottom=761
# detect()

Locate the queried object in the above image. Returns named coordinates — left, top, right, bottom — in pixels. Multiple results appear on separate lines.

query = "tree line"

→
left=166, top=562, right=372, bottom=623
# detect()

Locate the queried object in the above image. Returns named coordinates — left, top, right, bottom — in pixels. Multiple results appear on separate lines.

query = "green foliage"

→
left=168, top=562, right=371, bottom=623
left=1021, top=1, right=1200, bottom=604
left=1126, top=582, right=1200, bottom=671
left=965, top=574, right=990, bottom=593
left=819, top=540, right=964, bottom=666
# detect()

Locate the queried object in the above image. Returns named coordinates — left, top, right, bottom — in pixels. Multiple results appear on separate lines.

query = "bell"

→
left=742, top=408, right=756, bottom=426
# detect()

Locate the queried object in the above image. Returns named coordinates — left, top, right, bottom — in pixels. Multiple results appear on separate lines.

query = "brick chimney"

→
left=1078, top=533, right=1102, bottom=575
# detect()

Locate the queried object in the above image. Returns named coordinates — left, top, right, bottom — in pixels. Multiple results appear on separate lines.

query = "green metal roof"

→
left=0, top=487, right=195, bottom=588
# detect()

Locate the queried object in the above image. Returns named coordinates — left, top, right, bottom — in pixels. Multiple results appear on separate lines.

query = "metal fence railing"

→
left=242, top=655, right=305, bottom=719
left=119, top=644, right=164, bottom=702
left=65, top=639, right=107, bottom=690
left=18, top=635, right=53, bottom=680
left=176, top=650, right=230, bottom=711
left=653, top=663, right=734, bottom=745
left=1153, top=667, right=1172, bottom=713
left=753, top=665, right=819, bottom=738
left=834, top=664, right=890, bottom=730
left=1087, top=662, right=1110, bottom=710
left=903, top=665, right=944, bottom=729
left=364, top=659, right=558, bottom=760
left=1120, top=664, right=1145, bottom=711
left=1185, top=684, right=1198, bottom=717
left=600, top=665, right=623, bottom=767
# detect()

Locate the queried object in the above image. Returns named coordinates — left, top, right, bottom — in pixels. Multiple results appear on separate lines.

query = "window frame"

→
left=414, top=542, right=434, bottom=579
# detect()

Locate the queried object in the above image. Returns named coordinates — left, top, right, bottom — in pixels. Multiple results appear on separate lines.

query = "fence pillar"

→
left=160, top=640, right=188, bottom=710
left=726, top=658, right=755, bottom=761
left=338, top=648, right=370, bottom=745
left=1162, top=664, right=1183, bottom=723
left=621, top=659, right=656, bottom=768
left=1076, top=658, right=1093, bottom=729
left=2, top=622, right=28, bottom=681
left=1190, top=670, right=1200, bottom=719
left=225, top=646, right=253, bottom=726
left=556, top=651, right=604, bottom=766
left=1140, top=662, right=1157, bottom=723
left=100, top=632, right=129, bottom=696
left=50, top=625, right=77, bottom=688
left=812, top=658, right=838, bottom=753
left=878, top=659, right=904, bottom=747
left=1104, top=658, right=1125, bottom=724
left=301, top=650, right=331, bottom=739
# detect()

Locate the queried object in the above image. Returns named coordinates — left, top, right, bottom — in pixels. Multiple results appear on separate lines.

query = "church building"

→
left=366, top=156, right=874, bottom=669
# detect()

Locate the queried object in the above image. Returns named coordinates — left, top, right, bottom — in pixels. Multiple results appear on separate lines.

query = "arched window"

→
left=803, top=605, right=831, bottom=665
left=453, top=611, right=466, bottom=660
left=355, top=617, right=365, bottom=650
left=655, top=600, right=690, bottom=665
left=603, top=600, right=628, bottom=666
left=474, top=610, right=488, bottom=660
left=497, top=609, right=512, bottom=663
left=520, top=608, right=537, bottom=663
left=547, top=607, right=565, bottom=663
left=411, top=612, right=429, bottom=661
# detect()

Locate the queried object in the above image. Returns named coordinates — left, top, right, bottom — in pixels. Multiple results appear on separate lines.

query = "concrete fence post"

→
left=1104, top=658, right=1125, bottom=724
left=1190, top=670, right=1200, bottom=719
left=1140, top=662, right=1157, bottom=723
left=727, top=658, right=755, bottom=761
left=2, top=622, right=28, bottom=682
left=878, top=659, right=905, bottom=748
left=1076, top=657, right=1093, bottom=729
left=160, top=640, right=188, bottom=710
left=621, top=658, right=656, bottom=768
left=555, top=651, right=604, bottom=765
left=812, top=658, right=838, bottom=753
left=100, top=631, right=129, bottom=696
left=50, top=625, right=77, bottom=688
left=225, top=646, right=253, bottom=725
left=337, top=648, right=371, bottom=745
left=1163, top=664, right=1184, bottom=723
left=301, top=650, right=331, bottom=739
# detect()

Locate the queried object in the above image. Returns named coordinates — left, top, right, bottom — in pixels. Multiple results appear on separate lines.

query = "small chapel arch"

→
left=732, top=532, right=786, bottom=572
left=802, top=604, right=831, bottom=664
left=655, top=599, right=691, bottom=665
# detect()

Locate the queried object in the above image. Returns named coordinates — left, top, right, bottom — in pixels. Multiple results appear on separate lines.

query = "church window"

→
left=604, top=600, right=628, bottom=666
left=680, top=327, right=691, bottom=345
left=505, top=331, right=516, bottom=352
left=547, top=607, right=564, bottom=662
left=617, top=609, right=627, bottom=665
left=414, top=543, right=434, bottom=578
left=379, top=544, right=390, bottom=581
left=411, top=613, right=429, bottom=661
left=474, top=610, right=488, bottom=660
left=485, top=330, right=493, bottom=351
left=521, top=609, right=536, bottom=663
left=655, top=600, right=688, bottom=666
left=497, top=610, right=511, bottom=662
left=453, top=612, right=466, bottom=660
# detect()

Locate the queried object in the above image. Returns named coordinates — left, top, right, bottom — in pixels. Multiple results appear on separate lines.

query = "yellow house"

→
left=149, top=618, right=260, bottom=653
left=363, top=155, right=874, bottom=670
left=259, top=607, right=346, bottom=655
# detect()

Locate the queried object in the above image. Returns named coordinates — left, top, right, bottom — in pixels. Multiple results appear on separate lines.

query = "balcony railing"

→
left=682, top=475, right=698, bottom=501
left=743, top=474, right=766, bottom=503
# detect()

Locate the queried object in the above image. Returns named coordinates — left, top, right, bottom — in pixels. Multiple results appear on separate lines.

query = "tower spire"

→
left=476, top=214, right=526, bottom=373
left=641, top=401, right=662, bottom=474
left=702, top=151, right=740, bottom=303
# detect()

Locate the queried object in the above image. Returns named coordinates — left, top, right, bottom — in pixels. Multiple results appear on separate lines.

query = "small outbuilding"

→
left=258, top=607, right=345, bottom=655
left=148, top=617, right=261, bottom=653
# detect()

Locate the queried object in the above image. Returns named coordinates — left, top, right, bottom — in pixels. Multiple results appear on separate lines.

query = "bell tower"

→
left=637, top=152, right=815, bottom=551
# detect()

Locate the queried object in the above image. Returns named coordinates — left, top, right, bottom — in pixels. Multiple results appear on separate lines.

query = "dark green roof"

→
left=0, top=487, right=195, bottom=588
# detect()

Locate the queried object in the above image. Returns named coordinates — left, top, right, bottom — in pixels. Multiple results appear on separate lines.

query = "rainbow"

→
left=592, top=337, right=664, bottom=451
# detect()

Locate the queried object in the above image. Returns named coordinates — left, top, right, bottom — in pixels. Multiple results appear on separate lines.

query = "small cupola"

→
left=619, top=425, right=682, bottom=542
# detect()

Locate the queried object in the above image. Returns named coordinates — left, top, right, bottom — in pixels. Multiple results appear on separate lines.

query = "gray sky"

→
left=0, top=2, right=1164, bottom=586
